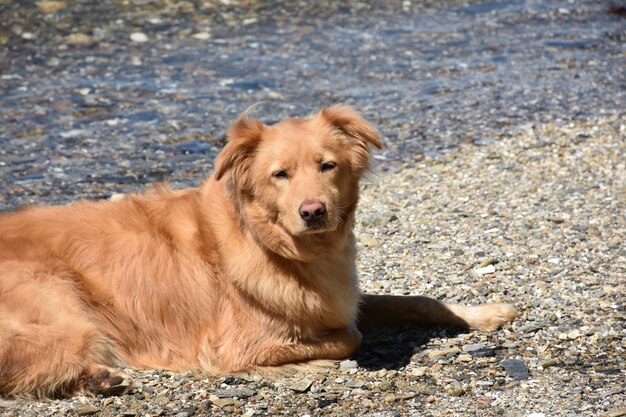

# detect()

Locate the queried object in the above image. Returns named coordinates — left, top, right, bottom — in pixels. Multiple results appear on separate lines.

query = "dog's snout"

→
left=299, top=200, right=326, bottom=223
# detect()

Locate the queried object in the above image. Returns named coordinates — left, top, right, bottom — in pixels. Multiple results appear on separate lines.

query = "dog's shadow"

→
left=353, top=326, right=464, bottom=371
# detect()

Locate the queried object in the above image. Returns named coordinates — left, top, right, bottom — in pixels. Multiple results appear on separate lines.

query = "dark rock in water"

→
left=176, top=141, right=213, bottom=154
left=500, top=359, right=530, bottom=380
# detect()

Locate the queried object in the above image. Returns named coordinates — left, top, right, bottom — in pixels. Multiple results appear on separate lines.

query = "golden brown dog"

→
left=0, top=106, right=518, bottom=398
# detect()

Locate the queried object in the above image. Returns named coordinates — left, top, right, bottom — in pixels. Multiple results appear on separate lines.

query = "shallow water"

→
left=0, top=0, right=624, bottom=209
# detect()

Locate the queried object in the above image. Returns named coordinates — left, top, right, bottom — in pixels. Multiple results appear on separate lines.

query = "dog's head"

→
left=214, top=106, right=381, bottom=259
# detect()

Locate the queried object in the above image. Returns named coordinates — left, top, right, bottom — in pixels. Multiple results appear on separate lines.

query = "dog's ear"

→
left=318, top=106, right=382, bottom=171
left=214, top=114, right=264, bottom=182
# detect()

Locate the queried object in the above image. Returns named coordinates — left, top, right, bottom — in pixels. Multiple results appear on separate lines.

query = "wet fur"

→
left=0, top=106, right=518, bottom=398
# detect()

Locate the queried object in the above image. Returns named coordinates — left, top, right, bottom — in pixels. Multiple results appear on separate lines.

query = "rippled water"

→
left=0, top=0, right=624, bottom=208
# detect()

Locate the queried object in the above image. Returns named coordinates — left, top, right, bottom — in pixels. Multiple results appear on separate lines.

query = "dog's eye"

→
left=320, top=162, right=336, bottom=172
left=273, top=170, right=289, bottom=179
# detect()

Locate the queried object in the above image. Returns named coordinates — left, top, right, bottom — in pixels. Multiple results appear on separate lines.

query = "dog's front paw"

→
left=81, top=366, right=133, bottom=396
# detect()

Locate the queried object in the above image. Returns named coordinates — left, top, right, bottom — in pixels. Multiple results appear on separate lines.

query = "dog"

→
left=0, top=106, right=519, bottom=398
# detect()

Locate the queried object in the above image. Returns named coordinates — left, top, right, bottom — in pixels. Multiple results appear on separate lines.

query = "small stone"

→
left=470, top=347, right=497, bottom=358
left=384, top=394, right=396, bottom=404
left=191, top=32, right=211, bottom=40
left=500, top=359, right=530, bottom=380
left=289, top=378, right=313, bottom=393
left=38, top=1, right=67, bottom=13
left=567, top=329, right=581, bottom=340
left=110, top=193, right=126, bottom=202
left=360, top=236, right=380, bottom=247
left=425, top=395, right=436, bottom=403
left=400, top=392, right=418, bottom=400
left=427, top=347, right=459, bottom=358
left=457, top=354, right=472, bottom=362
left=378, top=381, right=394, bottom=391
left=267, top=91, right=283, bottom=99
left=538, top=357, right=559, bottom=368
left=502, top=341, right=520, bottom=349
left=477, top=396, right=493, bottom=405
left=213, top=388, right=256, bottom=398
left=517, top=322, right=544, bottom=334
left=361, top=211, right=398, bottom=227
left=345, top=380, right=365, bottom=389
left=478, top=258, right=495, bottom=267
left=339, top=359, right=358, bottom=370
left=66, top=33, right=94, bottom=45
left=476, top=264, right=496, bottom=275
left=462, top=342, right=484, bottom=352
left=177, top=1, right=195, bottom=12
left=130, top=32, right=148, bottom=43
left=411, top=367, right=430, bottom=377
left=209, top=395, right=237, bottom=408
left=75, top=403, right=101, bottom=416
left=445, top=381, right=465, bottom=397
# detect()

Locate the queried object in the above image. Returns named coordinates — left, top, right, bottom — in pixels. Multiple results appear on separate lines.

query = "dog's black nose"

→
left=299, top=200, right=326, bottom=223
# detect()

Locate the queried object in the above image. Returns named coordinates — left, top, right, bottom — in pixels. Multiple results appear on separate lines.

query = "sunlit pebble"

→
left=130, top=32, right=148, bottom=43
left=38, top=1, right=67, bottom=13
left=191, top=32, right=211, bottom=40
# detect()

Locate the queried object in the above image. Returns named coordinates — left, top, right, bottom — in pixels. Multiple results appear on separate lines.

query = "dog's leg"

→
left=253, top=326, right=363, bottom=368
left=358, top=294, right=519, bottom=332
left=0, top=261, right=132, bottom=398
